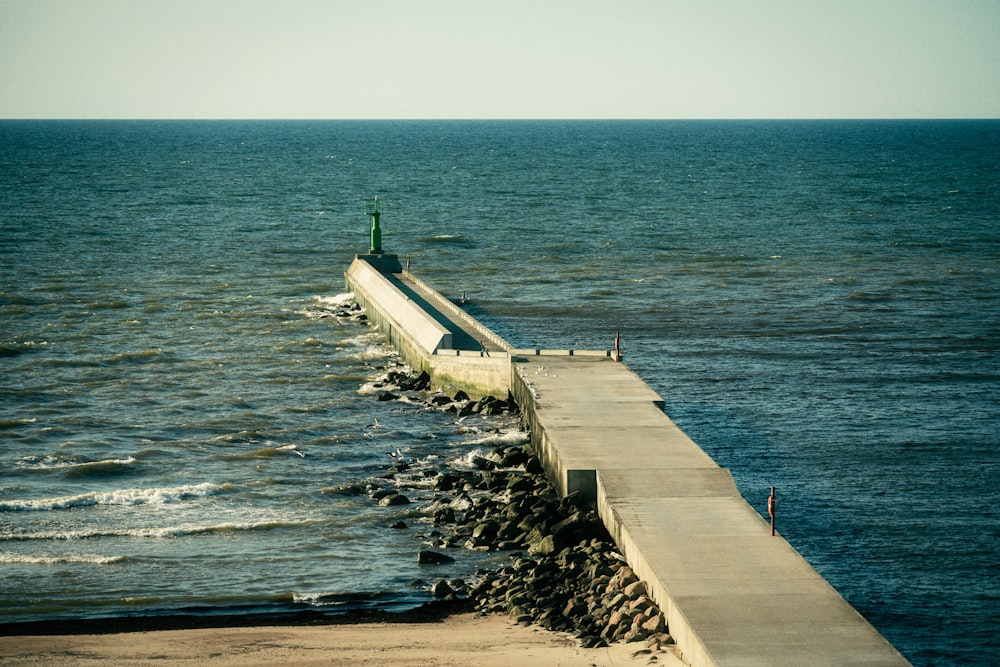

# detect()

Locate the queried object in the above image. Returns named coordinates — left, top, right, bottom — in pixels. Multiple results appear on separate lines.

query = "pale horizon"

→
left=2, top=0, right=999, bottom=120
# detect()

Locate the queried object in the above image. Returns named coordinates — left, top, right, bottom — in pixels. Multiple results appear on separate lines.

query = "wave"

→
left=314, top=293, right=356, bottom=308
left=1, top=519, right=323, bottom=542
left=0, top=482, right=232, bottom=512
left=104, top=348, right=173, bottom=365
left=0, top=553, right=131, bottom=565
left=0, top=417, right=39, bottom=429
left=291, top=590, right=416, bottom=609
left=16, top=454, right=138, bottom=474
left=418, top=235, right=475, bottom=247
left=297, top=293, right=361, bottom=320
left=346, top=344, right=393, bottom=362
left=215, top=444, right=305, bottom=460
left=463, top=429, right=530, bottom=448
left=0, top=341, right=48, bottom=358
left=447, top=448, right=493, bottom=472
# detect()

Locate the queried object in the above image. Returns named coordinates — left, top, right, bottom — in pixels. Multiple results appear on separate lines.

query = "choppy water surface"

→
left=1, top=120, right=998, bottom=665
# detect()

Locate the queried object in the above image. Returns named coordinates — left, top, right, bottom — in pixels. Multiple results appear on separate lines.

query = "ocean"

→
left=1, top=119, right=997, bottom=665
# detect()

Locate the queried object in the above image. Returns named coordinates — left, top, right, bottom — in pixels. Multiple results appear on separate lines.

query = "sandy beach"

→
left=0, top=612, right=685, bottom=667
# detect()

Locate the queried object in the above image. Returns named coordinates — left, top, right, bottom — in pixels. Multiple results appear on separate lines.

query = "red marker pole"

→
left=767, top=486, right=776, bottom=536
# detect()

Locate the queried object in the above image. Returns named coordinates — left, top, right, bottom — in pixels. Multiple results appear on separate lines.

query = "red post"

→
left=767, top=486, right=776, bottom=536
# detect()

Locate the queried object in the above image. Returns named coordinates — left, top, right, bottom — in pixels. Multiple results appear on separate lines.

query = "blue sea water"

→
left=1, top=120, right=998, bottom=665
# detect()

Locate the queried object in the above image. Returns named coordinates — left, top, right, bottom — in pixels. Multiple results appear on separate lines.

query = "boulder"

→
left=431, top=579, right=455, bottom=598
left=623, top=580, right=647, bottom=600
left=641, top=614, right=666, bottom=634
left=417, top=550, right=455, bottom=565
left=472, top=456, right=497, bottom=471
left=379, top=493, right=410, bottom=506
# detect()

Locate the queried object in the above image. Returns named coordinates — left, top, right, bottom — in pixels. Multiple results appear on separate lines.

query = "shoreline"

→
left=0, top=351, right=682, bottom=663
left=0, top=598, right=472, bottom=637
left=0, top=609, right=685, bottom=667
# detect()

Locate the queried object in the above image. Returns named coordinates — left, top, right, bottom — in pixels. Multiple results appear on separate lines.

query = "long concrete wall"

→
left=343, top=254, right=910, bottom=667
left=345, top=256, right=511, bottom=397
left=345, top=256, right=453, bottom=368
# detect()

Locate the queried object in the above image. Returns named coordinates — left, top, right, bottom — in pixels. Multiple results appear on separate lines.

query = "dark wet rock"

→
left=379, top=493, right=410, bottom=506
left=389, top=520, right=408, bottom=529
left=435, top=472, right=461, bottom=491
left=524, top=456, right=545, bottom=475
left=417, top=550, right=455, bottom=565
left=432, top=506, right=457, bottom=525
left=472, top=455, right=497, bottom=471
left=375, top=390, right=399, bottom=402
left=472, top=520, right=500, bottom=541
left=431, top=579, right=455, bottom=598
left=400, top=370, right=431, bottom=391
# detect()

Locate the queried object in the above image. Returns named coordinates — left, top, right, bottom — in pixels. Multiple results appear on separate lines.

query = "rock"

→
left=624, top=580, right=647, bottom=599
left=472, top=520, right=500, bottom=541
left=506, top=476, right=535, bottom=493
left=417, top=550, right=455, bottom=565
left=375, top=390, right=398, bottom=402
left=447, top=578, right=469, bottom=596
left=559, top=490, right=586, bottom=511
left=433, top=506, right=456, bottom=524
left=528, top=534, right=559, bottom=556
left=435, top=473, right=461, bottom=491
left=581, top=635, right=607, bottom=649
left=524, top=457, right=545, bottom=475
left=389, top=520, right=407, bottom=529
left=472, top=455, right=497, bottom=471
left=379, top=493, right=410, bottom=506
left=431, top=579, right=455, bottom=598
left=401, top=370, right=431, bottom=391
left=641, top=614, right=666, bottom=634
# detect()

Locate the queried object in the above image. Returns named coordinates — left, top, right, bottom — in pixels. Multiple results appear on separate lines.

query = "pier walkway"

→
left=345, top=254, right=910, bottom=667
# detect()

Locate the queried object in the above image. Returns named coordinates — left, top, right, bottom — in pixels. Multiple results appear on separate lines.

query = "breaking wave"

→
left=1, top=519, right=323, bottom=542
left=0, top=482, right=232, bottom=512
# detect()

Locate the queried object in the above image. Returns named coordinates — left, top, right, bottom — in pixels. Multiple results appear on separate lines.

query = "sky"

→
left=2, top=0, right=999, bottom=119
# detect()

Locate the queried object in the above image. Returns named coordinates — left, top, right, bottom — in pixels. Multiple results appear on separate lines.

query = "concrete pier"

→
left=344, top=254, right=910, bottom=666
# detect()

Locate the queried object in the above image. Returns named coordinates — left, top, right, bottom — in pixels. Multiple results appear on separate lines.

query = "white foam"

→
left=463, top=429, right=530, bottom=448
left=292, top=592, right=344, bottom=606
left=314, top=293, right=355, bottom=307
left=0, top=553, right=130, bottom=565
left=17, top=456, right=138, bottom=471
left=2, top=518, right=322, bottom=542
left=0, top=482, right=231, bottom=511
left=448, top=448, right=491, bottom=472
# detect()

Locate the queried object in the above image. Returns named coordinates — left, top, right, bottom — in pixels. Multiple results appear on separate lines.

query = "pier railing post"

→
left=768, top=486, right=776, bottom=536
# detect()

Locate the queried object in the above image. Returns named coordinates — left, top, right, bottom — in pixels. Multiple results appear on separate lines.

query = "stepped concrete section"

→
left=344, top=254, right=911, bottom=667
left=345, top=255, right=511, bottom=396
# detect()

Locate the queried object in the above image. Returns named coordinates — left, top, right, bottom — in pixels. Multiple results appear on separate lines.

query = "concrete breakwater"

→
left=345, top=253, right=910, bottom=667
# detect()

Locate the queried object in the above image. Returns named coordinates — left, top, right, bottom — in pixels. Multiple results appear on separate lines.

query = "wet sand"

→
left=0, top=611, right=685, bottom=666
